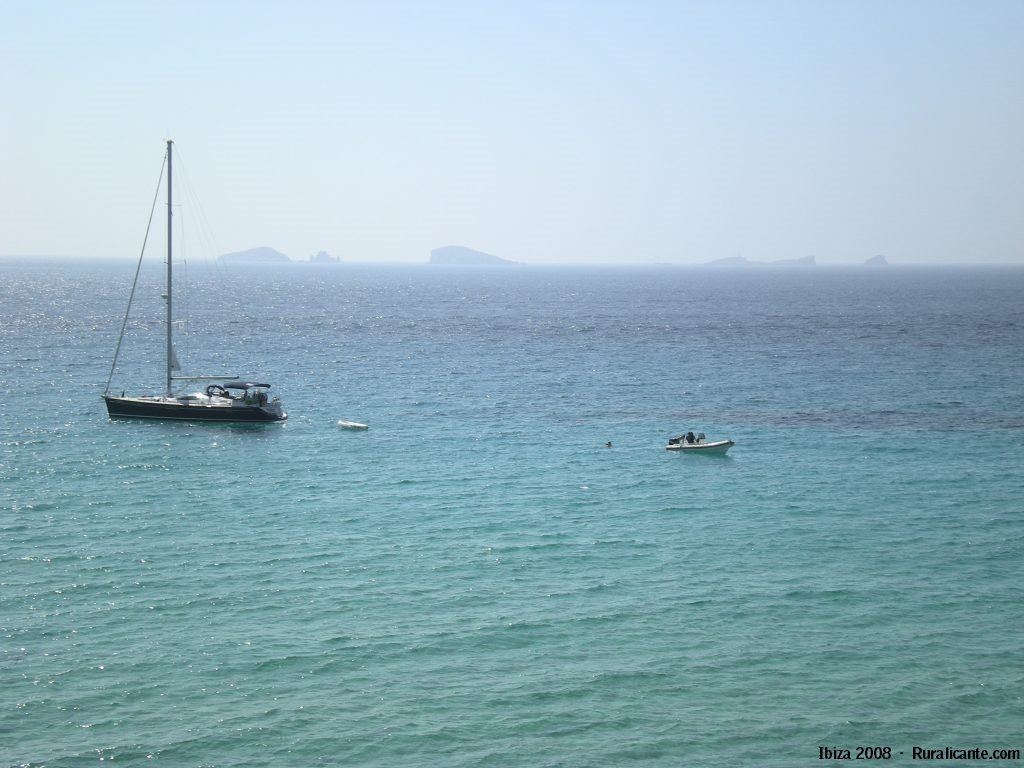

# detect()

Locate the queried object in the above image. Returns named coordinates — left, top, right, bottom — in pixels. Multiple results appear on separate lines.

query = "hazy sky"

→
left=3, top=0, right=1022, bottom=264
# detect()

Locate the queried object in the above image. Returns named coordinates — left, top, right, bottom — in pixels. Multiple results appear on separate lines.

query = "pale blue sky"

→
left=3, top=0, right=1022, bottom=263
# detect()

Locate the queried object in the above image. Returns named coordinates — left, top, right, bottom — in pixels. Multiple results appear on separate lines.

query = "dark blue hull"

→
left=104, top=395, right=286, bottom=423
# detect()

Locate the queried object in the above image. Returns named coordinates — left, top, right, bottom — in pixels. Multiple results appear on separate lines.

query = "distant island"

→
left=309, top=251, right=339, bottom=263
left=865, top=255, right=888, bottom=266
left=706, top=255, right=816, bottom=267
left=220, top=246, right=290, bottom=263
left=430, top=245, right=519, bottom=265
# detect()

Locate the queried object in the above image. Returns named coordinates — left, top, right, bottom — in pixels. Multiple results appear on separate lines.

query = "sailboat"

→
left=103, top=140, right=287, bottom=422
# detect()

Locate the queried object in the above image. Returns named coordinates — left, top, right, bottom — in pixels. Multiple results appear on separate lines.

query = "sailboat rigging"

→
left=103, top=140, right=287, bottom=422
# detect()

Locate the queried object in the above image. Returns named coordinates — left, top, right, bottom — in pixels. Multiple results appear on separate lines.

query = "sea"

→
left=1, top=260, right=1022, bottom=767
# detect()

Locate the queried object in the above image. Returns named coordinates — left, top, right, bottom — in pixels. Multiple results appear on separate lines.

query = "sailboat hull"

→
left=104, top=395, right=286, bottom=422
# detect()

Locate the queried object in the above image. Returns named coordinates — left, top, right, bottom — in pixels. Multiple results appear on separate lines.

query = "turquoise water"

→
left=2, top=262, right=1023, bottom=766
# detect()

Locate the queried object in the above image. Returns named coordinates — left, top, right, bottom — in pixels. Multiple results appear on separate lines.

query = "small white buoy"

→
left=337, top=420, right=369, bottom=430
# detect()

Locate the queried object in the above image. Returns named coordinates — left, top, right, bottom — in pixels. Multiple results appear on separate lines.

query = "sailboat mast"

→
left=165, top=139, right=174, bottom=397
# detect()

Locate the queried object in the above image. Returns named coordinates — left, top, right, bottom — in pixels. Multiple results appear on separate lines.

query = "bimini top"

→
left=224, top=380, right=273, bottom=390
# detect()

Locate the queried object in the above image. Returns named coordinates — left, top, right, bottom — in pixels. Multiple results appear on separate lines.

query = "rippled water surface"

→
left=2, top=262, right=1023, bottom=766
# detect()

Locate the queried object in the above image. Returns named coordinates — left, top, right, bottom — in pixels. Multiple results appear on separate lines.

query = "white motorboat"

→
left=666, top=432, right=734, bottom=454
left=337, top=420, right=369, bottom=430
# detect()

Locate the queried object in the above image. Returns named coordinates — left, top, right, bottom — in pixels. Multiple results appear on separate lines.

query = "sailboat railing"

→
left=170, top=376, right=238, bottom=383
